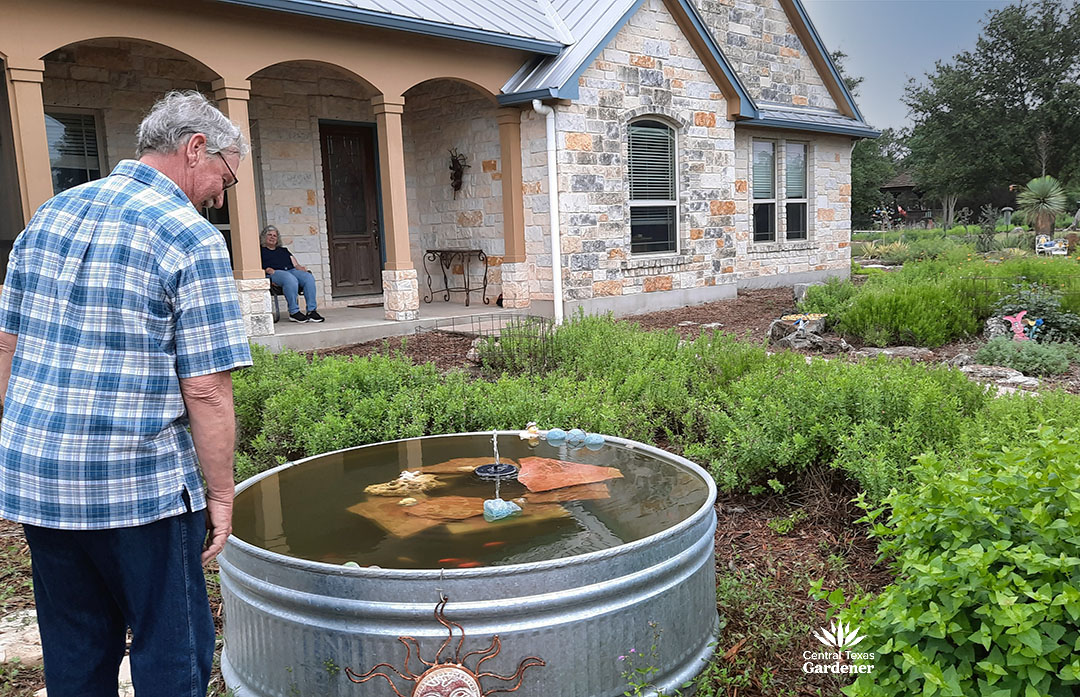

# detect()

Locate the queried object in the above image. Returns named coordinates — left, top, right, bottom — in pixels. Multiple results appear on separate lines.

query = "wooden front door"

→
left=320, top=123, right=382, bottom=296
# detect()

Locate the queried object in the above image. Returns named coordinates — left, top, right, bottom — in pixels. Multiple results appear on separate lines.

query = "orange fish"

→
left=482, top=541, right=505, bottom=548
left=439, top=558, right=466, bottom=564
left=457, top=561, right=482, bottom=568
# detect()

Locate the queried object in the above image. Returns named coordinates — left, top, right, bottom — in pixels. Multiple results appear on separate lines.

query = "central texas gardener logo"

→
left=812, top=619, right=866, bottom=651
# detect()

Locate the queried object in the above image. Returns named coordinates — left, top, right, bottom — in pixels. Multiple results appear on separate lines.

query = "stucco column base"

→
left=382, top=269, right=419, bottom=321
left=236, top=278, right=274, bottom=338
left=499, top=261, right=531, bottom=309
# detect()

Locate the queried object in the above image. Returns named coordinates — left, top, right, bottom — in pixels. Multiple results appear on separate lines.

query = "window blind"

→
left=752, top=141, right=774, bottom=199
left=785, top=143, right=806, bottom=198
left=629, top=120, right=675, bottom=201
left=45, top=113, right=100, bottom=172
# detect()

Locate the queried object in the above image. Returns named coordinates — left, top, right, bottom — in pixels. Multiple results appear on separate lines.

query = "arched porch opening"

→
left=402, top=78, right=514, bottom=308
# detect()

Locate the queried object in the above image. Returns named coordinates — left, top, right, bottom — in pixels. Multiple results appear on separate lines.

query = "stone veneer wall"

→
left=732, top=128, right=851, bottom=286
left=41, top=41, right=217, bottom=169
left=248, top=63, right=377, bottom=312
left=41, top=40, right=273, bottom=336
left=402, top=81, right=505, bottom=304
left=520, top=0, right=739, bottom=314
left=693, top=0, right=837, bottom=110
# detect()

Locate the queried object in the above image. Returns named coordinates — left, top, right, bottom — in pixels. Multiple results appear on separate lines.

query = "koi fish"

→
left=439, top=558, right=467, bottom=564
left=482, top=541, right=505, bottom=548
left=457, top=561, right=483, bottom=568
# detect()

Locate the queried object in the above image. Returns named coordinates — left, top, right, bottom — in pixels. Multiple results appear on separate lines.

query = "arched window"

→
left=628, top=118, right=677, bottom=254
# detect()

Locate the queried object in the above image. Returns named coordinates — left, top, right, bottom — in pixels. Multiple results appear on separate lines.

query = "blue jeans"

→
left=269, top=268, right=317, bottom=315
left=23, top=511, right=214, bottom=697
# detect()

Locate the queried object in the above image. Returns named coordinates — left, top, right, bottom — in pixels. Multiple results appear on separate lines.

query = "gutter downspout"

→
left=532, top=99, right=564, bottom=325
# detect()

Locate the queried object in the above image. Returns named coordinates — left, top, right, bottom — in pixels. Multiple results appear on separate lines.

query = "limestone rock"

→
left=984, top=317, right=1009, bottom=341
left=466, top=337, right=484, bottom=363
left=0, top=610, right=42, bottom=667
left=774, top=331, right=849, bottom=353
left=793, top=282, right=823, bottom=303
left=960, top=364, right=1024, bottom=382
left=944, top=353, right=973, bottom=367
left=769, top=317, right=825, bottom=343
left=856, top=346, right=934, bottom=360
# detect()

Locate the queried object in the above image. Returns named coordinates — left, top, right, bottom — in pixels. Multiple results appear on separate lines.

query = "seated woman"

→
left=260, top=225, right=324, bottom=322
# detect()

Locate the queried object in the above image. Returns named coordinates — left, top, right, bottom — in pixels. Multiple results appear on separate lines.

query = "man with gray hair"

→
left=0, top=90, right=251, bottom=696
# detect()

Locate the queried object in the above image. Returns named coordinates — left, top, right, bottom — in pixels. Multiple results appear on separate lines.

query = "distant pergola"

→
left=879, top=172, right=933, bottom=224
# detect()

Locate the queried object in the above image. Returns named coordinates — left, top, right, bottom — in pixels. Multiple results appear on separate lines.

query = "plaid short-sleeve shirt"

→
left=0, top=160, right=252, bottom=530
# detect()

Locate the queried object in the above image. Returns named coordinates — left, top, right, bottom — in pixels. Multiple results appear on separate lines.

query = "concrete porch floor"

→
left=251, top=299, right=548, bottom=353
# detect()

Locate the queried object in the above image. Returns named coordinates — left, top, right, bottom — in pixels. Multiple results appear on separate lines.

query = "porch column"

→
left=497, top=107, right=530, bottom=309
left=5, top=57, right=51, bottom=224
left=373, top=94, right=418, bottom=321
left=212, top=78, right=273, bottom=338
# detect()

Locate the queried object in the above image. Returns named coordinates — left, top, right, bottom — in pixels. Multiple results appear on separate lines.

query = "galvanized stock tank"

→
left=219, top=432, right=718, bottom=697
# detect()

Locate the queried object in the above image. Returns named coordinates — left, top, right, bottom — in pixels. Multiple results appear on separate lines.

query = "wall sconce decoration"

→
left=449, top=148, right=470, bottom=198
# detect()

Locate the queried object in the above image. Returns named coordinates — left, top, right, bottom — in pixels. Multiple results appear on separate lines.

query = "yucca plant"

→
left=1017, top=175, right=1068, bottom=235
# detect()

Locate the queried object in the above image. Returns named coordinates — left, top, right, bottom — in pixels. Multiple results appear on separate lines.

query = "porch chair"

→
left=269, top=282, right=304, bottom=323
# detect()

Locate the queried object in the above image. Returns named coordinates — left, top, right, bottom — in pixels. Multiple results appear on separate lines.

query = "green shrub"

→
left=842, top=428, right=1080, bottom=697
left=800, top=278, right=859, bottom=329
left=834, top=283, right=980, bottom=347
left=685, top=356, right=986, bottom=500
left=974, top=337, right=1073, bottom=376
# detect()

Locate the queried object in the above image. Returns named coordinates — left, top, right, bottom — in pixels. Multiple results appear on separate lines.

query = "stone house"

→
left=0, top=0, right=877, bottom=338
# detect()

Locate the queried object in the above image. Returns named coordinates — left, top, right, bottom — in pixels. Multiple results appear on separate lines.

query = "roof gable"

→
left=499, top=0, right=756, bottom=119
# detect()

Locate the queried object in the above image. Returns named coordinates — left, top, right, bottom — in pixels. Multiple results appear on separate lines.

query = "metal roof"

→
left=218, top=0, right=877, bottom=138
left=740, top=107, right=880, bottom=139
left=215, top=0, right=570, bottom=54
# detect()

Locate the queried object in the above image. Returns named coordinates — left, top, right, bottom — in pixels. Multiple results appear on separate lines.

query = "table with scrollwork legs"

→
left=422, top=249, right=489, bottom=306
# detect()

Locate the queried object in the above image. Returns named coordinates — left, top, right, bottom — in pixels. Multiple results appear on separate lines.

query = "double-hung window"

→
left=628, top=119, right=677, bottom=254
left=785, top=143, right=808, bottom=240
left=752, top=140, right=776, bottom=242
left=752, top=139, right=810, bottom=242
left=45, top=111, right=103, bottom=195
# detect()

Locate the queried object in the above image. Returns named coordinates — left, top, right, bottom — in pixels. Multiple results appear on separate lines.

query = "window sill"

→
left=748, top=240, right=816, bottom=254
left=621, top=253, right=692, bottom=270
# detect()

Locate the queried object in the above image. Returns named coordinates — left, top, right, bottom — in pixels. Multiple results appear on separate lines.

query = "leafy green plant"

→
left=619, top=622, right=690, bottom=697
left=766, top=509, right=807, bottom=535
left=840, top=428, right=1080, bottom=697
left=974, top=337, right=1073, bottom=376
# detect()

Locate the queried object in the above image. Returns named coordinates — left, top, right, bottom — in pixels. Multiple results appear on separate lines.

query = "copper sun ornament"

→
left=346, top=596, right=545, bottom=697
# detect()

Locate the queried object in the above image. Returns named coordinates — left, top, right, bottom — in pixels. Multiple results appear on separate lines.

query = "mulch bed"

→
left=628, top=287, right=799, bottom=342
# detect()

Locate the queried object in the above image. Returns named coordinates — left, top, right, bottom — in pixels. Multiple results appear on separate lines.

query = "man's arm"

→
left=179, top=370, right=236, bottom=563
left=0, top=330, right=17, bottom=408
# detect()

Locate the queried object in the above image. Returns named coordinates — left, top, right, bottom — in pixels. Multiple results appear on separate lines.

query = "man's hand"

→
left=264, top=267, right=275, bottom=276
left=202, top=494, right=233, bottom=563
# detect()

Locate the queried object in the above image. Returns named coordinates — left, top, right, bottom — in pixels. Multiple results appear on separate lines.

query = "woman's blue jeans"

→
left=269, top=268, right=318, bottom=315
left=23, top=511, right=214, bottom=697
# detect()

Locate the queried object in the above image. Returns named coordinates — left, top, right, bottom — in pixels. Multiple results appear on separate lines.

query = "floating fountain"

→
left=219, top=430, right=718, bottom=697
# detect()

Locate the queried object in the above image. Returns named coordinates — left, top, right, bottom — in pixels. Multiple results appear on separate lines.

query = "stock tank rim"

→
left=227, top=430, right=717, bottom=577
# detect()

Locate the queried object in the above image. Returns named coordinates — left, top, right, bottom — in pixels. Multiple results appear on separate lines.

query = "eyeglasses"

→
left=216, top=152, right=239, bottom=190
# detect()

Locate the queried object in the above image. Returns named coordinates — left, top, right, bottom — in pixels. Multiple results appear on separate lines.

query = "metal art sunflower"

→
left=345, top=596, right=545, bottom=697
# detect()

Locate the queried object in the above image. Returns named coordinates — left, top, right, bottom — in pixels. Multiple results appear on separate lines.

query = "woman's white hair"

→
left=136, top=90, right=249, bottom=158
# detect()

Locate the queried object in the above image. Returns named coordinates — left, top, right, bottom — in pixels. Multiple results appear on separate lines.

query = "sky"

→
left=801, top=0, right=1015, bottom=131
